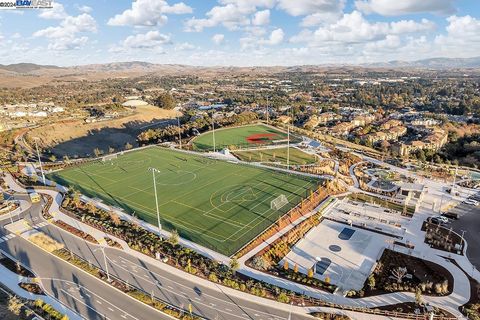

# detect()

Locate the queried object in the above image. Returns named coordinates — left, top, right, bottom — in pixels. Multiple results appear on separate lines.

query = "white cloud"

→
left=77, top=5, right=92, bottom=13
left=122, top=30, right=171, bottom=49
left=34, top=14, right=97, bottom=38
left=185, top=0, right=275, bottom=32
left=212, top=33, right=225, bottom=45
left=175, top=42, right=196, bottom=51
left=33, top=13, right=97, bottom=50
left=38, top=2, right=67, bottom=20
left=241, top=28, right=284, bottom=49
left=355, top=0, right=456, bottom=16
left=300, top=12, right=342, bottom=27
left=278, top=0, right=345, bottom=16
left=265, top=28, right=284, bottom=45
left=292, top=11, right=435, bottom=45
left=108, top=0, right=192, bottom=27
left=390, top=19, right=436, bottom=34
left=252, top=10, right=270, bottom=26
left=434, top=15, right=480, bottom=57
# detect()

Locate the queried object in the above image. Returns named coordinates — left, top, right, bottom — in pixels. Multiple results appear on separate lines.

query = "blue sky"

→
left=0, top=0, right=479, bottom=66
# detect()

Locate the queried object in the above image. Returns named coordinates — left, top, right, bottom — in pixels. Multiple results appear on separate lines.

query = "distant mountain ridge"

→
left=0, top=56, right=479, bottom=74
left=0, top=63, right=63, bottom=73
left=0, top=56, right=480, bottom=74
left=363, top=56, right=480, bottom=69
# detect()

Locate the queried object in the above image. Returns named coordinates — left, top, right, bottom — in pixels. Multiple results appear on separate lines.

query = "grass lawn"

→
left=192, top=124, right=297, bottom=151
left=233, top=147, right=317, bottom=165
left=48, top=147, right=319, bottom=256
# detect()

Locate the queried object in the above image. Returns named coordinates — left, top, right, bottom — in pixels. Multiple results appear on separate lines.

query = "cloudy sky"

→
left=0, top=0, right=479, bottom=66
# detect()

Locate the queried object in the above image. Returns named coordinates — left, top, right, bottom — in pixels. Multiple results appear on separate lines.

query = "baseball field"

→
left=192, top=124, right=298, bottom=151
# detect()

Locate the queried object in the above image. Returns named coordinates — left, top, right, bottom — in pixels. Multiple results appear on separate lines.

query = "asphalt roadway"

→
left=0, top=194, right=315, bottom=320
left=448, top=197, right=480, bottom=271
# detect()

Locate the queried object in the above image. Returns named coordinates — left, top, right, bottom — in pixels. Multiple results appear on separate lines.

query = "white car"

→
left=433, top=215, right=449, bottom=224
left=464, top=199, right=479, bottom=206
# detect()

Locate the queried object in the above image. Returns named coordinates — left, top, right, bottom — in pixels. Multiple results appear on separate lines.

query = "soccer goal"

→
left=102, top=154, right=118, bottom=162
left=271, top=194, right=289, bottom=210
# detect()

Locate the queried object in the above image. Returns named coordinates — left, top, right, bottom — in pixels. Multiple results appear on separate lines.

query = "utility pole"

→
left=177, top=116, right=182, bottom=149
left=148, top=168, right=162, bottom=233
left=34, top=138, right=46, bottom=186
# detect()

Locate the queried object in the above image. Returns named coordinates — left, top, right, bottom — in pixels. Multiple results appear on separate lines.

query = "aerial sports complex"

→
left=48, top=126, right=320, bottom=256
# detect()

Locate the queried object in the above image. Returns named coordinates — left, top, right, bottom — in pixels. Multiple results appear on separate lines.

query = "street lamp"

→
left=148, top=167, right=162, bottom=234
left=94, top=247, right=111, bottom=282
left=313, top=256, right=321, bottom=275
left=461, top=230, right=466, bottom=249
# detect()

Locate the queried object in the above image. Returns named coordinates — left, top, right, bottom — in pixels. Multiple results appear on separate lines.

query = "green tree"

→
left=154, top=93, right=176, bottom=110
left=368, top=274, right=376, bottom=290
left=168, top=229, right=179, bottom=246
left=229, top=258, right=240, bottom=273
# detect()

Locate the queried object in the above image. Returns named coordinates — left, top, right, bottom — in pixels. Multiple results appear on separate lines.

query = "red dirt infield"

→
left=246, top=133, right=280, bottom=144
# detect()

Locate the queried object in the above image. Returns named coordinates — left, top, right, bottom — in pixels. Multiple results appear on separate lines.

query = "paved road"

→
left=1, top=194, right=315, bottom=320
left=448, top=200, right=480, bottom=270
left=0, top=197, right=173, bottom=320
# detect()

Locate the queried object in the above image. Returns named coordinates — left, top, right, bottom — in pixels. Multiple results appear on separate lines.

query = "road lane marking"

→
left=116, top=256, right=287, bottom=320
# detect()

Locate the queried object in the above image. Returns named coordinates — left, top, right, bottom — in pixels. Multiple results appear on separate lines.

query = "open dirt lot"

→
left=26, top=105, right=179, bottom=157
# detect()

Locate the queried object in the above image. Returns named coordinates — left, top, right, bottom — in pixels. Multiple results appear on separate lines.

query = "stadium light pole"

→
left=177, top=116, right=182, bottom=149
left=148, top=167, right=162, bottom=234
left=287, top=106, right=291, bottom=171
left=212, top=117, right=216, bottom=153
left=33, top=137, right=46, bottom=186
left=266, top=96, right=269, bottom=125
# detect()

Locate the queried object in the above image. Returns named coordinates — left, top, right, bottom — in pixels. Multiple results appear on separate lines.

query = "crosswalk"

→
left=0, top=234, right=16, bottom=244
left=34, top=222, right=49, bottom=229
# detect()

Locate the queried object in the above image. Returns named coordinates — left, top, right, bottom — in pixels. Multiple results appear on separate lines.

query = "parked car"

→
left=464, top=199, right=479, bottom=206
left=433, top=215, right=449, bottom=224
left=429, top=217, right=442, bottom=225
left=441, top=212, right=459, bottom=220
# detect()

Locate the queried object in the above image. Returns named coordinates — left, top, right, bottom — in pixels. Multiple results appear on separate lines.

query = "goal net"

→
left=271, top=194, right=289, bottom=211
left=102, top=154, right=118, bottom=162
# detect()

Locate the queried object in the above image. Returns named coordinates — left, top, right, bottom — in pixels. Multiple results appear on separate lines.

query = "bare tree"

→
left=391, top=267, right=407, bottom=284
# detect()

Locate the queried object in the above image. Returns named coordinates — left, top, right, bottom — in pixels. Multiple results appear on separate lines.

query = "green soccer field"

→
left=192, top=124, right=295, bottom=151
left=48, top=147, right=320, bottom=256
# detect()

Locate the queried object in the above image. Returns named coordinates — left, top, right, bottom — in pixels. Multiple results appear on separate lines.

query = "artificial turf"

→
left=48, top=147, right=319, bottom=256
left=192, top=124, right=294, bottom=151
left=233, top=147, right=317, bottom=165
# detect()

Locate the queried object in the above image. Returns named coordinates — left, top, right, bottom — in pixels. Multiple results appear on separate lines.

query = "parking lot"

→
left=447, top=191, right=480, bottom=270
